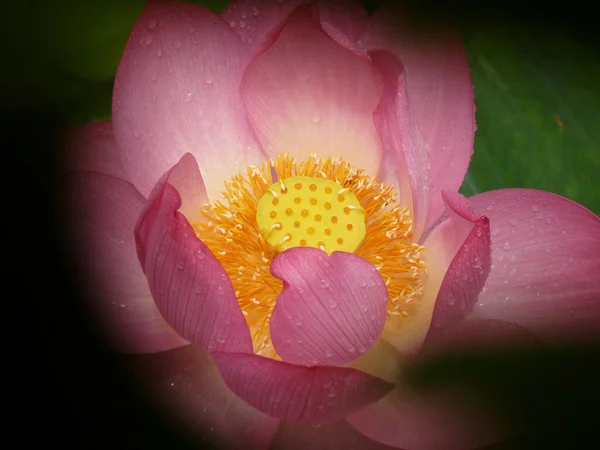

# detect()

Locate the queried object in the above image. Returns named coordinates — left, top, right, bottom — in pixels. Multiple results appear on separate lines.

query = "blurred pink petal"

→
left=63, top=121, right=127, bottom=180
left=270, top=419, right=398, bottom=450
left=212, top=351, right=393, bottom=425
left=468, top=189, right=600, bottom=343
left=360, top=5, right=475, bottom=233
left=422, top=191, right=491, bottom=347
left=112, top=0, right=263, bottom=199
left=135, top=173, right=252, bottom=353
left=240, top=6, right=382, bottom=174
left=223, top=0, right=369, bottom=55
left=270, top=248, right=388, bottom=366
left=347, top=385, right=505, bottom=450
left=66, top=171, right=186, bottom=353
left=368, top=49, right=429, bottom=237
left=126, top=346, right=279, bottom=450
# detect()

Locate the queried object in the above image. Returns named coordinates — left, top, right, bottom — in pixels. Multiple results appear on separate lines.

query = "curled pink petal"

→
left=369, top=49, right=430, bottom=236
left=223, top=0, right=369, bottom=55
left=161, top=153, right=208, bottom=225
left=126, top=346, right=279, bottom=450
left=360, top=5, right=475, bottom=233
left=347, top=386, right=505, bottom=450
left=211, top=351, right=393, bottom=424
left=63, top=121, right=127, bottom=180
left=113, top=1, right=263, bottom=199
left=269, top=248, right=388, bottom=366
left=240, top=6, right=383, bottom=175
left=270, top=419, right=398, bottom=450
left=135, top=175, right=252, bottom=353
left=382, top=192, right=490, bottom=356
left=65, top=171, right=187, bottom=353
left=468, top=188, right=600, bottom=343
left=422, top=191, right=491, bottom=347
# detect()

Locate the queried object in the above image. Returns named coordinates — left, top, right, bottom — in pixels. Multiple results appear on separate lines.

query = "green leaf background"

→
left=2, top=0, right=598, bottom=214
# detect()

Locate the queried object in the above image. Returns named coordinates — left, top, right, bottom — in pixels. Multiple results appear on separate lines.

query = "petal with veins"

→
left=212, top=351, right=393, bottom=425
left=270, top=248, right=388, bottom=367
left=468, top=188, right=600, bottom=343
left=135, top=175, right=252, bottom=353
left=360, top=4, right=475, bottom=233
left=113, top=1, right=263, bottom=200
left=241, top=6, right=382, bottom=175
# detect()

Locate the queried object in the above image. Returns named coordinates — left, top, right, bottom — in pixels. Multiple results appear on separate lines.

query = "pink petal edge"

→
left=468, top=188, right=600, bottom=343
left=211, top=351, right=393, bottom=425
left=360, top=4, right=475, bottom=234
left=369, top=49, right=430, bottom=238
left=112, top=0, right=263, bottom=200
left=240, top=5, right=383, bottom=175
left=422, top=191, right=491, bottom=348
left=66, top=171, right=187, bottom=353
left=134, top=161, right=252, bottom=353
left=269, top=248, right=388, bottom=367
left=222, top=0, right=369, bottom=56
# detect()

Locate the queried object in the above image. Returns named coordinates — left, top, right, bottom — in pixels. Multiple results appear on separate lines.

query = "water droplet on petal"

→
left=502, top=242, right=510, bottom=250
left=148, top=18, right=158, bottom=29
left=532, top=205, right=539, bottom=212
left=195, top=249, right=205, bottom=259
left=252, top=6, right=260, bottom=16
left=229, top=20, right=236, bottom=28
left=486, top=205, right=494, bottom=211
left=184, top=92, right=194, bottom=103
left=174, top=40, right=182, bottom=50
left=156, top=47, right=163, bottom=58
left=312, top=116, right=320, bottom=124
left=509, top=218, right=517, bottom=225
left=320, top=279, right=330, bottom=288
left=472, top=258, right=482, bottom=269
left=241, top=11, right=248, bottom=19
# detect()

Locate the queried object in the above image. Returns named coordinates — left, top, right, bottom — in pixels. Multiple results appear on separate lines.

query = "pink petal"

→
left=369, top=49, right=430, bottom=237
left=112, top=1, right=263, bottom=200
left=63, top=121, right=127, bottom=180
left=211, top=351, right=393, bottom=424
left=240, top=6, right=383, bottom=175
left=347, top=384, right=506, bottom=450
left=270, top=419, right=398, bottom=450
left=160, top=153, right=208, bottom=225
left=360, top=5, right=475, bottom=233
left=422, top=192, right=491, bottom=347
left=467, top=188, right=600, bottom=343
left=222, top=0, right=369, bottom=55
left=125, top=346, right=279, bottom=450
left=65, top=171, right=187, bottom=353
left=382, top=191, right=490, bottom=356
left=135, top=174, right=252, bottom=353
left=269, top=248, right=388, bottom=366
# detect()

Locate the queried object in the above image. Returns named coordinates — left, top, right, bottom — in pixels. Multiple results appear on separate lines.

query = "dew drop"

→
left=184, top=92, right=194, bottom=103
left=205, top=75, right=214, bottom=85
left=327, top=391, right=336, bottom=398
left=329, top=301, right=338, bottom=309
left=195, top=249, right=205, bottom=259
left=239, top=20, right=246, bottom=29
left=502, top=242, right=510, bottom=250
left=145, top=34, right=154, bottom=45
left=148, top=18, right=157, bottom=29
left=532, top=205, right=539, bottom=212
left=252, top=6, right=260, bottom=16
left=491, top=229, right=500, bottom=236
left=509, top=218, right=517, bottom=226
left=312, top=116, right=320, bottom=124
left=320, top=279, right=330, bottom=288
left=472, top=258, right=482, bottom=269
left=156, top=47, right=163, bottom=58
left=229, top=20, right=236, bottom=28
left=174, top=40, right=182, bottom=50
left=241, top=11, right=248, bottom=18
left=486, top=205, right=494, bottom=211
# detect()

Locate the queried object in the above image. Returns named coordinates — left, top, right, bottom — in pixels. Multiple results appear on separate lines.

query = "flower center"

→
left=256, top=176, right=366, bottom=255
left=192, top=154, right=426, bottom=359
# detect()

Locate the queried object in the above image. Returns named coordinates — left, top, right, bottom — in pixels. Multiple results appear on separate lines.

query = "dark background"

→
left=4, top=1, right=599, bottom=449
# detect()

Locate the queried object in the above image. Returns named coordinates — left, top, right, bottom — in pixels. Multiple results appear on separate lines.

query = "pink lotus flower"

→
left=65, top=1, right=600, bottom=449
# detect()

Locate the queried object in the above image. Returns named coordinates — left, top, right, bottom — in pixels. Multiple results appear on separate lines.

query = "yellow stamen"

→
left=192, top=153, right=426, bottom=358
